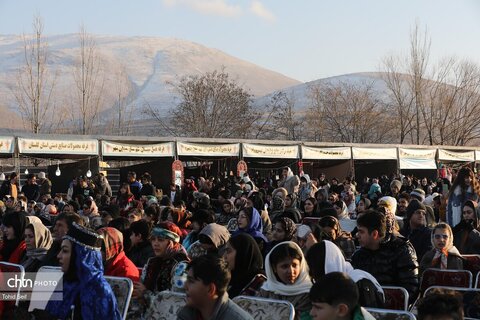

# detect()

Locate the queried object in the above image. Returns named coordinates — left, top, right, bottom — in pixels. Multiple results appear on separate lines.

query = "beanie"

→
left=406, top=199, right=426, bottom=221
left=410, top=188, right=426, bottom=203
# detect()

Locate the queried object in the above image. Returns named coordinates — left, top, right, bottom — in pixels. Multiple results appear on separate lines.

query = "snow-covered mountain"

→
left=0, top=34, right=301, bottom=127
left=253, top=72, right=392, bottom=113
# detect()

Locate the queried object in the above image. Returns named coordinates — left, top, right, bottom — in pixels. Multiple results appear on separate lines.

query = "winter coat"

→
left=278, top=167, right=300, bottom=195
left=127, top=241, right=155, bottom=268
left=453, top=222, right=480, bottom=254
left=104, top=250, right=140, bottom=282
left=400, top=226, right=433, bottom=261
left=419, top=249, right=464, bottom=276
left=351, top=235, right=419, bottom=303
left=22, top=183, right=40, bottom=201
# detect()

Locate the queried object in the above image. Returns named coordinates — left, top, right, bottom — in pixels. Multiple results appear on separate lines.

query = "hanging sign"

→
left=301, top=146, right=351, bottom=160
left=242, top=143, right=299, bottom=159
left=18, top=138, right=98, bottom=155
left=102, top=141, right=173, bottom=157
left=177, top=142, right=240, bottom=157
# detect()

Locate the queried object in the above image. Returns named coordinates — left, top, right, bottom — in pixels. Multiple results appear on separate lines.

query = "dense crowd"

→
left=0, top=165, right=478, bottom=320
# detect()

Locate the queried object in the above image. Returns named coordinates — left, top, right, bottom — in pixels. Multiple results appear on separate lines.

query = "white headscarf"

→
left=262, top=241, right=312, bottom=296
left=323, top=240, right=384, bottom=297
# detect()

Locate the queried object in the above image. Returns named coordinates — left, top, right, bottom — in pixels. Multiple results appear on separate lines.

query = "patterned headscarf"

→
left=431, top=223, right=460, bottom=269
left=275, top=217, right=297, bottom=241
left=97, top=227, right=123, bottom=262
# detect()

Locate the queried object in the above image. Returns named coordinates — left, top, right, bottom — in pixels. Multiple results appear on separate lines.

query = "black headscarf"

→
left=228, top=233, right=264, bottom=298
left=1, top=212, right=27, bottom=261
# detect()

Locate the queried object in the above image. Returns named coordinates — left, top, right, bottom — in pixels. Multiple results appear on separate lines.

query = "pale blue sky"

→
left=1, top=0, right=479, bottom=82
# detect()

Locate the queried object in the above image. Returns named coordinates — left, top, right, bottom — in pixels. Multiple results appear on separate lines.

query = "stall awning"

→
left=18, top=138, right=98, bottom=155
left=0, top=137, right=15, bottom=154
left=399, top=148, right=437, bottom=169
left=475, top=150, right=480, bottom=162
left=301, top=146, right=351, bottom=160
left=438, top=149, right=475, bottom=162
left=242, top=143, right=299, bottom=159
left=102, top=141, right=174, bottom=157
left=352, top=147, right=397, bottom=160
left=177, top=142, right=240, bottom=157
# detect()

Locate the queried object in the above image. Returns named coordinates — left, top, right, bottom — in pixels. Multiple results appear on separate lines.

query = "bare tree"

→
left=255, top=91, right=302, bottom=140
left=72, top=25, right=104, bottom=134
left=11, top=15, right=56, bottom=134
left=307, top=81, right=394, bottom=144
left=148, top=69, right=260, bottom=138
left=109, top=64, right=136, bottom=135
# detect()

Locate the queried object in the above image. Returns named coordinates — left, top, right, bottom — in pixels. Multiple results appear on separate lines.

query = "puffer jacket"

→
left=351, top=235, right=419, bottom=303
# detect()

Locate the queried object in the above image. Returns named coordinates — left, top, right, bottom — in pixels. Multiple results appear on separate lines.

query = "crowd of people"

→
left=0, top=165, right=478, bottom=319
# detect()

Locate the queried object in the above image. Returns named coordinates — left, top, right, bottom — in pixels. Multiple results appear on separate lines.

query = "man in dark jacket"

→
left=400, top=200, right=432, bottom=261
left=127, top=171, right=142, bottom=200
left=21, top=173, right=40, bottom=202
left=352, top=210, right=419, bottom=303
left=127, top=219, right=154, bottom=267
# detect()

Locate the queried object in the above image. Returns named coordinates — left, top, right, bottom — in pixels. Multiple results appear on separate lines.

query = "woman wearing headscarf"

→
left=306, top=240, right=385, bottom=308
left=97, top=227, right=140, bottom=282
left=223, top=233, right=264, bottom=298
left=419, top=223, right=464, bottom=276
left=0, top=211, right=27, bottom=263
left=131, top=221, right=188, bottom=316
left=21, top=216, right=53, bottom=272
left=333, top=200, right=350, bottom=220
left=318, top=215, right=356, bottom=260
left=452, top=200, right=480, bottom=254
left=233, top=206, right=268, bottom=252
left=217, top=199, right=236, bottom=226
left=168, top=208, right=192, bottom=239
left=257, top=241, right=312, bottom=319
left=284, top=194, right=302, bottom=223
left=41, top=222, right=121, bottom=320
left=447, top=167, right=480, bottom=227
left=188, top=223, right=230, bottom=259
left=265, top=217, right=297, bottom=255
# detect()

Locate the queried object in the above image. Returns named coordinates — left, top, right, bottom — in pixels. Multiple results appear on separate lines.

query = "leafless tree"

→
left=10, top=15, right=56, bottom=134
left=255, top=91, right=302, bottom=140
left=108, top=64, right=136, bottom=135
left=307, top=81, right=394, bottom=144
left=148, top=69, right=260, bottom=138
left=72, top=25, right=105, bottom=134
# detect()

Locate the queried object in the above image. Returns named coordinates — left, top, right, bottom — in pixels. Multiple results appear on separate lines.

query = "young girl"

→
left=257, top=241, right=312, bottom=319
left=233, top=207, right=268, bottom=251
left=419, top=223, right=464, bottom=275
left=0, top=212, right=27, bottom=263
left=452, top=200, right=480, bottom=254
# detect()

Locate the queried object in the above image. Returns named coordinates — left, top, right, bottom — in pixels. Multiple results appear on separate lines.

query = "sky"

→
left=1, top=0, right=480, bottom=82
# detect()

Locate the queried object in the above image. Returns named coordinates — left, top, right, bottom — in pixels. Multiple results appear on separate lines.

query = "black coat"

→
left=351, top=235, right=419, bottom=303
left=400, top=226, right=432, bottom=261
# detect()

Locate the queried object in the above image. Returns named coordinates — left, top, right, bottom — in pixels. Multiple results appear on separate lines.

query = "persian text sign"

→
left=352, top=147, right=397, bottom=160
left=102, top=141, right=173, bottom=157
left=0, top=137, right=14, bottom=154
left=177, top=142, right=240, bottom=157
left=438, top=149, right=474, bottom=162
left=242, top=143, right=299, bottom=159
left=399, top=148, right=437, bottom=169
left=301, top=146, right=351, bottom=160
left=18, top=138, right=98, bottom=155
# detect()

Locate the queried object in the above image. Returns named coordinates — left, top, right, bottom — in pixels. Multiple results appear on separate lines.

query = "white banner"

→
left=438, top=149, right=474, bottom=162
left=399, top=148, right=437, bottom=169
left=242, top=143, right=299, bottom=159
left=18, top=138, right=98, bottom=155
left=352, top=147, right=397, bottom=160
left=476, top=150, right=480, bottom=162
left=102, top=141, right=173, bottom=157
left=0, top=137, right=14, bottom=154
left=177, top=142, right=240, bottom=157
left=301, top=146, right=351, bottom=160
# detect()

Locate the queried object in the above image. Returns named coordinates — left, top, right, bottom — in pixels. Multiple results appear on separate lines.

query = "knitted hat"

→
left=38, top=172, right=46, bottom=179
left=406, top=199, right=426, bottom=221
left=390, top=180, right=402, bottom=190
left=410, top=188, right=426, bottom=202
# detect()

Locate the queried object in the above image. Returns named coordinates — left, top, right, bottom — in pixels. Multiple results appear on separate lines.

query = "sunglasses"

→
left=434, top=234, right=449, bottom=240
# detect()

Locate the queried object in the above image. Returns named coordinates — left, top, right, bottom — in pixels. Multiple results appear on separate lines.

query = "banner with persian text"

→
left=102, top=141, right=173, bottom=157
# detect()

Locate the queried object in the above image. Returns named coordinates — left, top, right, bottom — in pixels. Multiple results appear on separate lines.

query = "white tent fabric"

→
left=438, top=149, right=475, bottom=162
left=301, top=146, right=351, bottom=160
left=399, top=148, right=437, bottom=169
left=242, top=143, right=299, bottom=159
left=352, top=147, right=397, bottom=160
